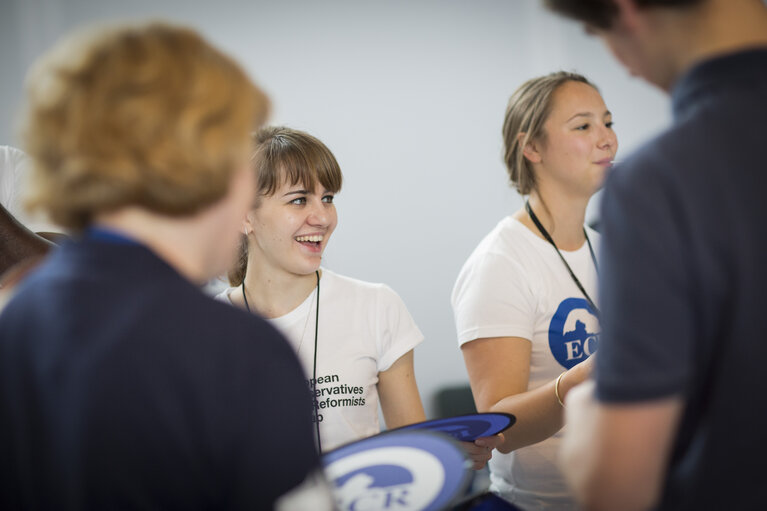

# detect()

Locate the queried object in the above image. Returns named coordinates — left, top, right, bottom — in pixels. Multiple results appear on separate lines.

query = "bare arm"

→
left=560, top=381, right=682, bottom=511
left=378, top=349, right=501, bottom=469
left=462, top=336, right=592, bottom=454
left=377, top=349, right=426, bottom=429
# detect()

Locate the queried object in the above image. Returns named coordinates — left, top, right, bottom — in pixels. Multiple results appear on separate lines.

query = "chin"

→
left=292, top=261, right=322, bottom=276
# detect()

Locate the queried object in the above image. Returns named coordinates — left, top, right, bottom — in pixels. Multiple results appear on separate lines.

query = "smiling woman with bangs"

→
left=216, top=126, right=501, bottom=466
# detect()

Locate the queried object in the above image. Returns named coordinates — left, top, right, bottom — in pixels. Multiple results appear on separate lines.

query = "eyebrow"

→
left=282, top=190, right=309, bottom=197
left=281, top=188, right=333, bottom=198
left=567, top=110, right=613, bottom=122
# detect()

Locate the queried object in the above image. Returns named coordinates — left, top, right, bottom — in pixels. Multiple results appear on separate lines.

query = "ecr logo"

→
left=328, top=447, right=442, bottom=510
left=548, top=297, right=599, bottom=369
left=323, top=431, right=471, bottom=511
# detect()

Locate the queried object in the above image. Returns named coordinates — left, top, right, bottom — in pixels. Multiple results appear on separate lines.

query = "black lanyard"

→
left=311, top=270, right=321, bottom=453
left=525, top=201, right=600, bottom=318
left=242, top=270, right=322, bottom=453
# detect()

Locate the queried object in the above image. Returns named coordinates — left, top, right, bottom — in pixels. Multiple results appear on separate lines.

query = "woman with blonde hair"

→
left=452, top=71, right=617, bottom=509
left=0, top=22, right=332, bottom=510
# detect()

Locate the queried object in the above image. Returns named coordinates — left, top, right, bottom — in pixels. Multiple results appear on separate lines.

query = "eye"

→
left=322, top=194, right=335, bottom=204
left=289, top=197, right=306, bottom=205
left=605, top=121, right=614, bottom=129
left=575, top=123, right=590, bottom=131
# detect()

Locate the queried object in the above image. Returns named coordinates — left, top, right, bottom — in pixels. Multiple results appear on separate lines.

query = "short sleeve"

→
left=375, top=285, right=424, bottom=372
left=595, top=156, right=694, bottom=403
left=451, top=250, right=536, bottom=346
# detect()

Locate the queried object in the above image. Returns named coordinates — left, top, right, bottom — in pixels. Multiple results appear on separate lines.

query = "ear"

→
left=242, top=214, right=254, bottom=236
left=518, top=132, right=542, bottom=164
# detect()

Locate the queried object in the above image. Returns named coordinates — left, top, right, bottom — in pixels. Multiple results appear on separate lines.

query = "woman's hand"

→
left=461, top=433, right=504, bottom=470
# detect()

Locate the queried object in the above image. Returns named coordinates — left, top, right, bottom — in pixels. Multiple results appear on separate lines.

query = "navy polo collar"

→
left=671, top=48, right=767, bottom=121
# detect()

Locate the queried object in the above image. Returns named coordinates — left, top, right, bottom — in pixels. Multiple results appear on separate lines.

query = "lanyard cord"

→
left=525, top=201, right=601, bottom=318
left=312, top=270, right=321, bottom=454
left=241, top=270, right=322, bottom=453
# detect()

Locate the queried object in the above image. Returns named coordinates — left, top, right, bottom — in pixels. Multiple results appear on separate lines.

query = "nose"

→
left=598, top=124, right=617, bottom=154
left=307, top=198, right=330, bottom=227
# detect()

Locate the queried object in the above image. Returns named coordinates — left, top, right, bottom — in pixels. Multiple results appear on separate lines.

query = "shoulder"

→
left=452, top=235, right=536, bottom=316
left=192, top=293, right=284, bottom=347
left=178, top=293, right=309, bottom=393
left=612, top=71, right=760, bottom=197
left=472, top=217, right=536, bottom=260
left=322, top=268, right=405, bottom=306
left=478, top=216, right=526, bottom=248
left=322, top=268, right=389, bottom=295
left=602, top=102, right=729, bottom=234
left=456, top=218, right=533, bottom=283
left=3, top=245, right=302, bottom=376
left=602, top=127, right=686, bottom=223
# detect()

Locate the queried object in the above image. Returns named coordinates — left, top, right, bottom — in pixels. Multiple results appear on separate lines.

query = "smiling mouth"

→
left=295, top=234, right=324, bottom=247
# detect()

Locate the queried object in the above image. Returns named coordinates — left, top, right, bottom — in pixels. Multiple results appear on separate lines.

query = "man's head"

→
left=545, top=0, right=767, bottom=92
left=543, top=0, right=704, bottom=30
left=544, top=0, right=708, bottom=90
left=21, top=22, right=269, bottom=231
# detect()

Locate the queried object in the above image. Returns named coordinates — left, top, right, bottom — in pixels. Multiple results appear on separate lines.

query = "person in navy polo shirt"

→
left=0, top=22, right=333, bottom=510
left=544, top=0, right=767, bottom=510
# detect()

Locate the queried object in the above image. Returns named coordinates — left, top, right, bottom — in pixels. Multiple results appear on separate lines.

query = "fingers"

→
left=462, top=433, right=504, bottom=470
left=464, top=443, right=492, bottom=470
left=474, top=432, right=504, bottom=450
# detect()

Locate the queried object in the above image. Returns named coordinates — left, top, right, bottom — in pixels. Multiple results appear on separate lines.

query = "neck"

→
left=94, top=207, right=222, bottom=284
left=241, top=260, right=319, bottom=318
left=652, top=0, right=767, bottom=90
left=517, top=189, right=589, bottom=251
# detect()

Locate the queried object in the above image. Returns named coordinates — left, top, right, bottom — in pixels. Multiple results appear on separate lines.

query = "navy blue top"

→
left=0, top=237, right=320, bottom=509
left=596, top=48, right=767, bottom=510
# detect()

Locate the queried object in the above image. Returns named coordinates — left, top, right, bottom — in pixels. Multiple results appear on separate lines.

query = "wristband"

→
left=555, top=371, right=567, bottom=407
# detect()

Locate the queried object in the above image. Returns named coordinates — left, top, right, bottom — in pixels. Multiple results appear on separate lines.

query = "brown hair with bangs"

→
left=252, top=126, right=343, bottom=200
left=227, top=126, right=343, bottom=286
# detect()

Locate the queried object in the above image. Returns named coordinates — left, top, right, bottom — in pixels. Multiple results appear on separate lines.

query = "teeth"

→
left=296, top=235, right=324, bottom=243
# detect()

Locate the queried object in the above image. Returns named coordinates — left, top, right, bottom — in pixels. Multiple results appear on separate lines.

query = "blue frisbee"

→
left=389, top=413, right=516, bottom=443
left=323, top=430, right=472, bottom=511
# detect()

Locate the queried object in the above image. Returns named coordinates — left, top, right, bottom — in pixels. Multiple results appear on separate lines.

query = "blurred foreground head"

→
left=20, top=21, right=269, bottom=231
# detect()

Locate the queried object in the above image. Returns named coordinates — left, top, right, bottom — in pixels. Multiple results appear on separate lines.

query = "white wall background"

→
left=0, top=0, right=671, bottom=418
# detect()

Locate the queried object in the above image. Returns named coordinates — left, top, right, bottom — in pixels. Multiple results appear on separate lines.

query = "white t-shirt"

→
left=0, top=145, right=60, bottom=233
left=451, top=216, right=599, bottom=511
left=216, top=268, right=424, bottom=452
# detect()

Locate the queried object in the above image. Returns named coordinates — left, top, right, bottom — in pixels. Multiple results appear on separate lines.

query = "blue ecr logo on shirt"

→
left=548, top=297, right=599, bottom=369
left=323, top=431, right=471, bottom=511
